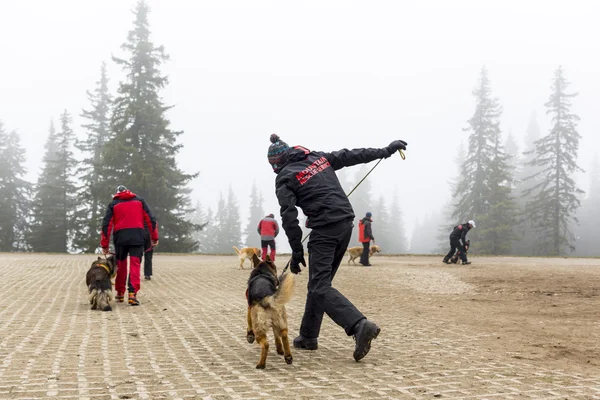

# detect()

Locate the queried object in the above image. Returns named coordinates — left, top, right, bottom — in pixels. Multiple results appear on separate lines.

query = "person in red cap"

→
left=101, top=185, right=158, bottom=305
left=257, top=213, right=279, bottom=261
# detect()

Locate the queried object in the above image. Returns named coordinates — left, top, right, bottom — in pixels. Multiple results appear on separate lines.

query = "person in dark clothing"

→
left=268, top=133, right=407, bottom=362
left=257, top=213, right=279, bottom=261
left=358, top=212, right=375, bottom=266
left=442, top=220, right=475, bottom=265
left=101, top=185, right=159, bottom=306
left=143, top=222, right=158, bottom=280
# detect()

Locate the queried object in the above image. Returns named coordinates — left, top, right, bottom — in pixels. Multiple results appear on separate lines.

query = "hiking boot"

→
left=128, top=293, right=140, bottom=306
left=116, top=293, right=125, bottom=303
left=352, top=319, right=380, bottom=362
left=293, top=335, right=318, bottom=350
left=442, top=259, right=450, bottom=264
left=144, top=276, right=151, bottom=281
left=360, top=263, right=372, bottom=267
left=462, top=261, right=471, bottom=265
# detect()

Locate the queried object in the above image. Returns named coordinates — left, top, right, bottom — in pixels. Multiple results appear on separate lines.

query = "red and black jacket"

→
left=449, top=223, right=471, bottom=244
left=100, top=190, right=158, bottom=248
left=275, top=146, right=392, bottom=253
left=358, top=217, right=374, bottom=242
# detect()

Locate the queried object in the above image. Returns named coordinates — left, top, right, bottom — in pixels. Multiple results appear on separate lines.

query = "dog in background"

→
left=346, top=244, right=381, bottom=265
left=233, top=246, right=262, bottom=269
left=246, top=253, right=294, bottom=369
left=86, top=255, right=117, bottom=311
left=450, top=240, right=470, bottom=264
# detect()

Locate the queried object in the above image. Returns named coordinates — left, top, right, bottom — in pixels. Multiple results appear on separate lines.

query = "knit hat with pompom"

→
left=267, top=134, right=290, bottom=172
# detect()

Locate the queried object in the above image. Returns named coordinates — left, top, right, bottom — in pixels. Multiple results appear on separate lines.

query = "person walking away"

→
left=101, top=185, right=158, bottom=305
left=143, top=221, right=158, bottom=280
left=358, top=212, right=375, bottom=266
left=268, top=133, right=407, bottom=362
left=257, top=213, right=279, bottom=261
left=442, top=220, right=475, bottom=265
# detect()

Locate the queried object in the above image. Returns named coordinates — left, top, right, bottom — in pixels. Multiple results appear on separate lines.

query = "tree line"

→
left=413, top=66, right=597, bottom=257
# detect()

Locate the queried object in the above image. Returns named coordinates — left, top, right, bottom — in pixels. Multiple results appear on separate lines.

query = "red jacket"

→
left=101, top=190, right=158, bottom=248
left=358, top=218, right=374, bottom=243
left=257, top=216, right=279, bottom=241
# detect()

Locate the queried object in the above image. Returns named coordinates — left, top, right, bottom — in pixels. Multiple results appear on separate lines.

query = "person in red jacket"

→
left=358, top=212, right=375, bottom=266
left=101, top=185, right=158, bottom=306
left=257, top=213, right=279, bottom=261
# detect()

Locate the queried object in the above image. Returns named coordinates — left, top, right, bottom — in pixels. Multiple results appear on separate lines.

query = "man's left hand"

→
left=102, top=247, right=109, bottom=255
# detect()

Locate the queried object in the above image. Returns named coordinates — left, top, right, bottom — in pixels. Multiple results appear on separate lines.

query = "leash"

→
left=281, top=149, right=406, bottom=273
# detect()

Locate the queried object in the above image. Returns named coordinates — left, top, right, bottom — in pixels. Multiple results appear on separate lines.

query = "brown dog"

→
left=347, top=244, right=381, bottom=265
left=246, top=254, right=294, bottom=369
left=233, top=246, right=262, bottom=269
left=86, top=255, right=117, bottom=311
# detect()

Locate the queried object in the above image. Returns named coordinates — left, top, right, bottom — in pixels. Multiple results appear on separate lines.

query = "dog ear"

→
left=265, top=254, right=271, bottom=263
left=252, top=253, right=261, bottom=268
left=97, top=256, right=102, bottom=261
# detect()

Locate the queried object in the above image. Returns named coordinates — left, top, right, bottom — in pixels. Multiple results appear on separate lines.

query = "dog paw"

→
left=246, top=331, right=255, bottom=344
left=276, top=348, right=284, bottom=355
left=285, top=355, right=293, bottom=365
left=255, top=364, right=265, bottom=369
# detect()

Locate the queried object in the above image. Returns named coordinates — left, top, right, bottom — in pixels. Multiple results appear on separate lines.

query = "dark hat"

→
left=267, top=134, right=290, bottom=173
left=366, top=212, right=372, bottom=218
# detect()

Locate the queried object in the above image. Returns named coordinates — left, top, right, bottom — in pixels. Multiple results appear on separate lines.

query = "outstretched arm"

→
left=320, top=140, right=407, bottom=170
left=100, top=203, right=114, bottom=249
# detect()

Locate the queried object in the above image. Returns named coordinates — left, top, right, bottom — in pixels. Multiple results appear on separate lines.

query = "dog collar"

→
left=97, top=262, right=112, bottom=275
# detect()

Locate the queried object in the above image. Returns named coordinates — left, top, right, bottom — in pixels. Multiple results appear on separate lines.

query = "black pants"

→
left=444, top=237, right=467, bottom=262
left=300, top=220, right=365, bottom=339
left=360, top=241, right=370, bottom=265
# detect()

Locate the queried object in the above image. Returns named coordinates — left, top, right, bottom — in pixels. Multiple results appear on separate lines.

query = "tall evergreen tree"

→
left=453, top=67, right=517, bottom=254
left=0, top=122, right=31, bottom=251
left=388, top=191, right=408, bottom=253
left=524, top=67, right=583, bottom=255
left=244, top=182, right=265, bottom=247
left=513, top=112, right=543, bottom=255
left=72, top=62, right=113, bottom=253
left=99, top=0, right=197, bottom=252
left=574, top=155, right=600, bottom=256
left=29, top=114, right=77, bottom=252
left=372, top=196, right=394, bottom=254
left=225, top=185, right=243, bottom=249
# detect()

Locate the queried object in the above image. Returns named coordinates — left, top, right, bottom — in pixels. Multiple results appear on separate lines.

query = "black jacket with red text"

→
left=275, top=146, right=391, bottom=253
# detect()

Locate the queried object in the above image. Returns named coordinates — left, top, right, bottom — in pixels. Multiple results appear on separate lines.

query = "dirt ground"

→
left=1, top=253, right=599, bottom=399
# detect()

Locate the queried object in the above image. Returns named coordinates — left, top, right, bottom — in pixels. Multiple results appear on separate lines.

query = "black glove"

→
left=385, top=140, right=408, bottom=157
left=290, top=250, right=306, bottom=274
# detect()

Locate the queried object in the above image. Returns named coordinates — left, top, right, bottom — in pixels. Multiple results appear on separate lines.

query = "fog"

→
left=1, top=0, right=599, bottom=252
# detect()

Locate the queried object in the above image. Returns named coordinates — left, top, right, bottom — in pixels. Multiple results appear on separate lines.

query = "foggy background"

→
left=1, top=0, right=599, bottom=253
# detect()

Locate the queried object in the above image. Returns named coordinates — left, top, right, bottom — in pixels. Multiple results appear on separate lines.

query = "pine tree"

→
left=574, top=155, right=600, bottom=256
left=513, top=112, right=542, bottom=255
left=524, top=67, right=583, bottom=255
left=453, top=67, right=517, bottom=254
left=212, top=194, right=230, bottom=253
left=72, top=62, right=113, bottom=253
left=99, top=0, right=197, bottom=252
left=388, top=191, right=408, bottom=253
left=372, top=196, right=394, bottom=254
left=225, top=186, right=243, bottom=248
left=0, top=122, right=31, bottom=251
left=244, top=182, right=265, bottom=247
left=29, top=114, right=77, bottom=252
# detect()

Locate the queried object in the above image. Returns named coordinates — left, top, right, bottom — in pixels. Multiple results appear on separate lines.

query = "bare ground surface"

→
left=1, top=253, right=600, bottom=399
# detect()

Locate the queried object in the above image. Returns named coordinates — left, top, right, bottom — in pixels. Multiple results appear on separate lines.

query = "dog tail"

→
left=96, top=289, right=112, bottom=312
left=272, top=272, right=295, bottom=306
left=232, top=246, right=241, bottom=255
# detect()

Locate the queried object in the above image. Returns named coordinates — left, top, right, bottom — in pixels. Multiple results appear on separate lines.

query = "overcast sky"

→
left=1, top=0, right=599, bottom=248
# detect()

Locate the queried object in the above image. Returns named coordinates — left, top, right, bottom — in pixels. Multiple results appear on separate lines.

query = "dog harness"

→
left=96, top=262, right=112, bottom=275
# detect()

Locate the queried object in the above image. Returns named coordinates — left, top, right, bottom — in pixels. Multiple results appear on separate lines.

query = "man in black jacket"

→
left=443, top=220, right=475, bottom=265
left=268, top=134, right=407, bottom=362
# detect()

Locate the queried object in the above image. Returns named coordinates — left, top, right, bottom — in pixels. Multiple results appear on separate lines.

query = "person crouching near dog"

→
left=268, top=133, right=408, bottom=362
left=358, top=212, right=375, bottom=267
left=100, top=185, right=159, bottom=306
left=257, top=213, right=279, bottom=261
left=442, top=220, right=475, bottom=265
